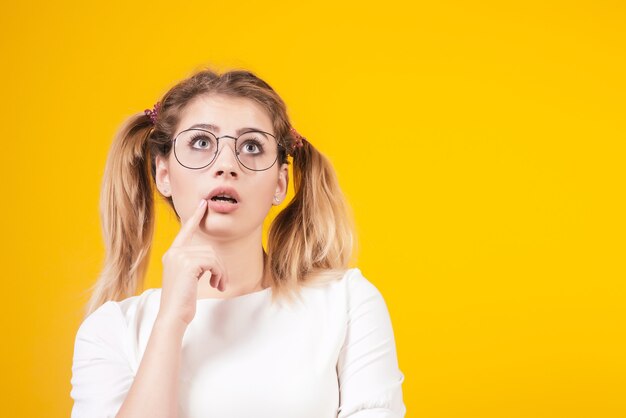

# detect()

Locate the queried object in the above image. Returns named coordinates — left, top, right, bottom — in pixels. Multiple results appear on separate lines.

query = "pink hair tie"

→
left=144, top=101, right=161, bottom=124
left=289, top=127, right=306, bottom=151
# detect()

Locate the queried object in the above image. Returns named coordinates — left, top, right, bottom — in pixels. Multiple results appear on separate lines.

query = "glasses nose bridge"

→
left=215, top=134, right=239, bottom=157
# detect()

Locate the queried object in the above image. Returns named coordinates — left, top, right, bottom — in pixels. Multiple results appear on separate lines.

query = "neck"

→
left=192, top=226, right=268, bottom=299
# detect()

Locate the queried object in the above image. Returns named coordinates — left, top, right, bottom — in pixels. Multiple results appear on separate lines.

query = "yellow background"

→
left=1, top=0, right=624, bottom=416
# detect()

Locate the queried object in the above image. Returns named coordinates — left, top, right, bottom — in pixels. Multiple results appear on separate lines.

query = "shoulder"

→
left=302, top=268, right=388, bottom=312
left=307, top=267, right=381, bottom=292
left=342, top=268, right=383, bottom=297
left=75, top=289, right=160, bottom=347
left=332, top=267, right=387, bottom=305
left=76, top=301, right=124, bottom=340
left=340, top=268, right=391, bottom=315
left=71, top=293, right=161, bottom=417
left=115, top=288, right=161, bottom=322
left=81, top=288, right=160, bottom=325
left=73, top=300, right=129, bottom=367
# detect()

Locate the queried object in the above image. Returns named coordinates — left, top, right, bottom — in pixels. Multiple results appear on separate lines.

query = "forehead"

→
left=176, top=94, right=273, bottom=134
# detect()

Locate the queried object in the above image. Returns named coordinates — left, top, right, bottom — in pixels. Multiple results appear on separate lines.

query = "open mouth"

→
left=210, top=195, right=238, bottom=204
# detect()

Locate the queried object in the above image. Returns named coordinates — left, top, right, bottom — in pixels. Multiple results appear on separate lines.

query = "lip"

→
left=205, top=186, right=241, bottom=214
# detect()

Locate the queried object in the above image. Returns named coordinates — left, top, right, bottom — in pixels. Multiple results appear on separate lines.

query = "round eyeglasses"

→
left=173, top=128, right=282, bottom=171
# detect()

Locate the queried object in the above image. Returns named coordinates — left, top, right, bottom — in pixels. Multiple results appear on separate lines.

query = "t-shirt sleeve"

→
left=70, top=301, right=135, bottom=418
left=337, top=269, right=407, bottom=418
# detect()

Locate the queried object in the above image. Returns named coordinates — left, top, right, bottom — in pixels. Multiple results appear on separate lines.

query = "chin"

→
left=201, top=218, right=252, bottom=241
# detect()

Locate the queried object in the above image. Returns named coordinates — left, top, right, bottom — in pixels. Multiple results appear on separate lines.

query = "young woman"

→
left=70, top=69, right=406, bottom=418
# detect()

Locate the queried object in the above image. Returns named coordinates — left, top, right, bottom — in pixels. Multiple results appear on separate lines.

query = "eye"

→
left=187, top=133, right=215, bottom=150
left=239, top=134, right=263, bottom=155
left=240, top=139, right=264, bottom=155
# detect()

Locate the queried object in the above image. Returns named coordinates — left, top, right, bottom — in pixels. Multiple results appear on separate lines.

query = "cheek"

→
left=168, top=168, right=199, bottom=220
left=250, top=182, right=276, bottom=209
left=247, top=175, right=279, bottom=210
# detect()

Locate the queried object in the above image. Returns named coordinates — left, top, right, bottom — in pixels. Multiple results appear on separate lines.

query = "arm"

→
left=116, top=198, right=226, bottom=416
left=70, top=302, right=188, bottom=418
left=337, top=270, right=406, bottom=418
left=72, top=199, right=226, bottom=418
left=115, top=315, right=187, bottom=418
left=70, top=302, right=134, bottom=418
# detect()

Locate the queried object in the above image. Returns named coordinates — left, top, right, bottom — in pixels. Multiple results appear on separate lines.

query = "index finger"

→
left=171, top=199, right=208, bottom=248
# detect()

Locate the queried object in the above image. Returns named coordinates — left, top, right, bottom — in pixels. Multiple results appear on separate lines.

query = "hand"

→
left=158, top=199, right=228, bottom=326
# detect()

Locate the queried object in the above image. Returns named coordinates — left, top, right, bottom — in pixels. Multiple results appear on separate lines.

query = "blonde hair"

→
left=85, top=69, right=355, bottom=316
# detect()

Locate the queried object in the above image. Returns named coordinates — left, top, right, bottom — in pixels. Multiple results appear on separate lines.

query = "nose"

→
left=212, top=137, right=241, bottom=178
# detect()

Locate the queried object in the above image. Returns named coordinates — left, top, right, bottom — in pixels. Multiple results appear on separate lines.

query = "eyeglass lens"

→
left=174, top=129, right=278, bottom=171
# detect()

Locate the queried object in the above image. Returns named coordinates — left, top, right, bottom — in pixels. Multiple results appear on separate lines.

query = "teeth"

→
left=211, top=194, right=237, bottom=203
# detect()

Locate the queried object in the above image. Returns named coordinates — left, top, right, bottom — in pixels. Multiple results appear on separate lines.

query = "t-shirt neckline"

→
left=194, top=286, right=272, bottom=303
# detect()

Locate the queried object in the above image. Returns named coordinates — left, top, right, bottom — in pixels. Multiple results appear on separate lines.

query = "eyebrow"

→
left=186, top=123, right=267, bottom=136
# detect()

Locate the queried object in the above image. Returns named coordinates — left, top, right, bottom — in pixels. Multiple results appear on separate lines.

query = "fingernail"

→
left=199, top=199, right=206, bottom=207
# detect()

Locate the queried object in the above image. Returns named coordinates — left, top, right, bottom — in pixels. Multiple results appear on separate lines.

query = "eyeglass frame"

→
left=171, top=128, right=285, bottom=172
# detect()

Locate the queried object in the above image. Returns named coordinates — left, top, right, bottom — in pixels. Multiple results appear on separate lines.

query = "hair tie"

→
left=144, top=101, right=161, bottom=125
left=289, top=127, right=306, bottom=152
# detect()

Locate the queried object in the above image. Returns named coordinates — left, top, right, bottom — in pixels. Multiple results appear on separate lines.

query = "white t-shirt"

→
left=70, top=268, right=406, bottom=418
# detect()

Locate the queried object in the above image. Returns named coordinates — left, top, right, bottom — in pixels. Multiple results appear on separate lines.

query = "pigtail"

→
left=267, top=139, right=355, bottom=299
left=84, top=114, right=156, bottom=316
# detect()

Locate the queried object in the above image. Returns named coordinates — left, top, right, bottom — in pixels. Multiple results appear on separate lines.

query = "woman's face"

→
left=154, top=94, right=289, bottom=241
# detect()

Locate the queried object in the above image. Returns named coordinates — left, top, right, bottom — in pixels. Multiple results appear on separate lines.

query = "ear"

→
left=154, top=154, right=172, bottom=197
left=274, top=163, right=289, bottom=204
